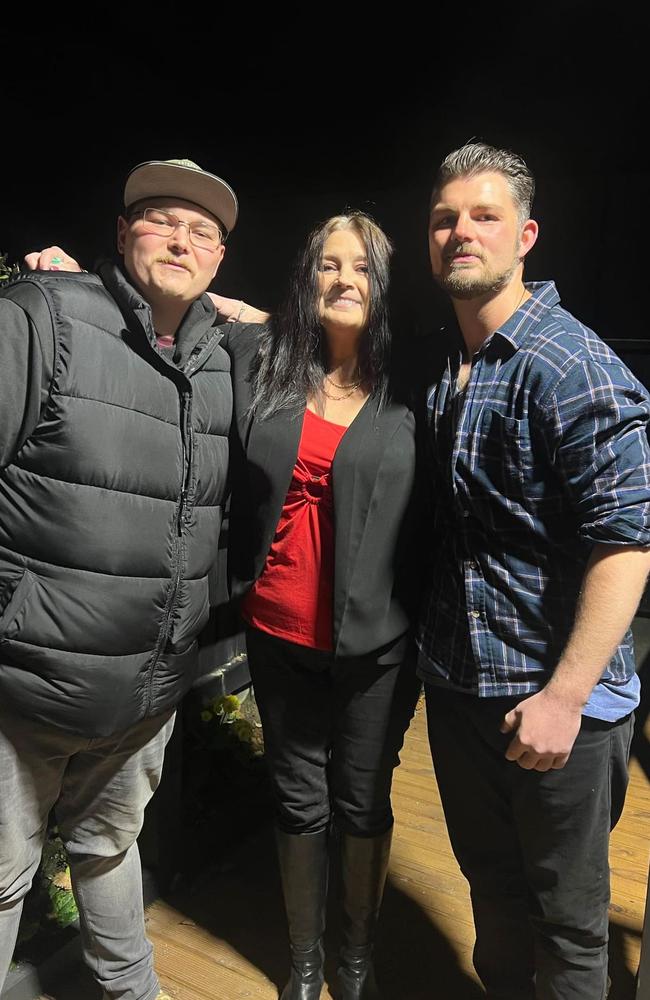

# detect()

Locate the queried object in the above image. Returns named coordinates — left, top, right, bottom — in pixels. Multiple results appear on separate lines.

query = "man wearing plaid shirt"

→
left=417, top=142, right=650, bottom=999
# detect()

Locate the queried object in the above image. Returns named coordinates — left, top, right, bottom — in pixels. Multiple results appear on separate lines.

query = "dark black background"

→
left=3, top=9, right=648, bottom=346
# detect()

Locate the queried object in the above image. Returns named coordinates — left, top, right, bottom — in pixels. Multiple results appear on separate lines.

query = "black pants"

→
left=246, top=628, right=421, bottom=837
left=425, top=685, right=634, bottom=1000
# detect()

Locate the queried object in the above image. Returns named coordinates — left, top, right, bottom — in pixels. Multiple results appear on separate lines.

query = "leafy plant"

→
left=47, top=868, right=78, bottom=928
left=14, top=826, right=78, bottom=956
left=199, top=693, right=264, bottom=757
left=0, top=250, right=19, bottom=284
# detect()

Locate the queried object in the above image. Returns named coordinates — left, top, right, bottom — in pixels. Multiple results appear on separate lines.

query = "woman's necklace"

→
left=514, top=285, right=530, bottom=312
left=323, top=385, right=358, bottom=401
left=323, top=370, right=362, bottom=400
left=325, top=371, right=361, bottom=390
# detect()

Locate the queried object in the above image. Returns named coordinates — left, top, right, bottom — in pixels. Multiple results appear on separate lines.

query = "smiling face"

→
left=117, top=196, right=225, bottom=309
left=429, top=171, right=538, bottom=300
left=317, top=228, right=370, bottom=337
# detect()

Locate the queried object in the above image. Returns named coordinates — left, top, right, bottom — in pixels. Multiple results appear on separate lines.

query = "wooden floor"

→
left=42, top=693, right=649, bottom=1000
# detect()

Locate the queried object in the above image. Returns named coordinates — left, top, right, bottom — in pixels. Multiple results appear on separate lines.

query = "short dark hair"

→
left=431, top=142, right=535, bottom=225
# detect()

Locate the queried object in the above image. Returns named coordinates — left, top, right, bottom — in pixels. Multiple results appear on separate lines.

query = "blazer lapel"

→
left=332, top=396, right=410, bottom=632
left=245, top=405, right=305, bottom=578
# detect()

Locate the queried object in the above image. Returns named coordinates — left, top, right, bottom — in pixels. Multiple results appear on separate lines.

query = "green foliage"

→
left=0, top=250, right=19, bottom=284
left=205, top=693, right=242, bottom=721
left=15, top=826, right=78, bottom=952
left=46, top=873, right=78, bottom=929
left=197, top=691, right=264, bottom=758
left=40, top=826, right=68, bottom=874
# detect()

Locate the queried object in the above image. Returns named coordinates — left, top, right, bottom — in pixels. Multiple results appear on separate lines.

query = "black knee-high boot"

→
left=337, top=828, right=392, bottom=1000
left=276, top=829, right=329, bottom=1000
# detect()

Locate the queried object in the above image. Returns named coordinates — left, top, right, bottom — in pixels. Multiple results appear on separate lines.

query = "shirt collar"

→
left=442, top=280, right=561, bottom=364
left=96, top=258, right=220, bottom=362
left=494, top=280, right=560, bottom=350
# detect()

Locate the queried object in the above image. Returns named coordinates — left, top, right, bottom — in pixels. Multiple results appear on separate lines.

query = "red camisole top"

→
left=241, top=407, right=347, bottom=651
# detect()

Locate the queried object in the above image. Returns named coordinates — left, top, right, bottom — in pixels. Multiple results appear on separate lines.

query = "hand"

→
left=23, top=246, right=82, bottom=272
left=500, top=688, right=582, bottom=771
left=206, top=293, right=270, bottom=324
left=207, top=292, right=243, bottom=321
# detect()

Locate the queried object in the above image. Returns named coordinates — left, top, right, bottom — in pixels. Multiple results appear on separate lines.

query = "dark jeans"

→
left=246, top=628, right=421, bottom=836
left=425, top=685, right=634, bottom=1000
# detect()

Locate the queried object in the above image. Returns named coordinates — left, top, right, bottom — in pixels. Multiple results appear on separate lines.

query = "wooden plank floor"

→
left=41, top=693, right=649, bottom=1000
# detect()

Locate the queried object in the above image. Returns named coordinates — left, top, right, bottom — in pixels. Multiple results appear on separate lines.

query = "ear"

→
left=116, top=216, right=128, bottom=254
left=518, top=218, right=539, bottom=260
left=210, top=243, right=226, bottom=281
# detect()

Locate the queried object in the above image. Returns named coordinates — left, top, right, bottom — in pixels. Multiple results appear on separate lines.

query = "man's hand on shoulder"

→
left=207, top=293, right=270, bottom=324
left=23, top=247, right=82, bottom=272
left=500, top=687, right=583, bottom=772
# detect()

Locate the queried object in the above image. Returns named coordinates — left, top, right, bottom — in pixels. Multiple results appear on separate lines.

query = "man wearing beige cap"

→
left=0, top=158, right=237, bottom=1000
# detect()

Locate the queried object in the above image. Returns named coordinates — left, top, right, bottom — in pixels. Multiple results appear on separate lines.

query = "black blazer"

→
left=220, top=323, right=422, bottom=661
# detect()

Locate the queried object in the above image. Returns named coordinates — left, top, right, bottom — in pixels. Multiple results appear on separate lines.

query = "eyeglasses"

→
left=133, top=208, right=225, bottom=249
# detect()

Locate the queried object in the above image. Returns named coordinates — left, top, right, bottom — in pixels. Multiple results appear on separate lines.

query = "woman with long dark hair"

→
left=219, top=212, right=422, bottom=1000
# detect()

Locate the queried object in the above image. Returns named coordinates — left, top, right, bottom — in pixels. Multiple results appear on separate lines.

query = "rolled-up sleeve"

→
left=541, top=357, right=650, bottom=545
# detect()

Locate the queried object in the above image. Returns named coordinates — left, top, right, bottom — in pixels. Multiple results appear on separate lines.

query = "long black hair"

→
left=250, top=212, right=393, bottom=419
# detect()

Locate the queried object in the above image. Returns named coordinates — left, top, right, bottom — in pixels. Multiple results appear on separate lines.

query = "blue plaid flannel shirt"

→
left=417, top=281, right=650, bottom=704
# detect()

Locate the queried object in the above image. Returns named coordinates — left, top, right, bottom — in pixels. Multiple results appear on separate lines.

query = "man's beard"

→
left=434, top=245, right=520, bottom=301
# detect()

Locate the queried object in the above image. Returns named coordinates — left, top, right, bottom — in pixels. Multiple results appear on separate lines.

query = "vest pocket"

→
left=0, top=570, right=35, bottom=638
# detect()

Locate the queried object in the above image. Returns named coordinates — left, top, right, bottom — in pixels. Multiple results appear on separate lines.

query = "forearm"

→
left=546, top=543, right=650, bottom=707
left=502, top=542, right=650, bottom=769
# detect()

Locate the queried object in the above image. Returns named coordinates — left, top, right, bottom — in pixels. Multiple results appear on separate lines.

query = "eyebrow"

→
left=322, top=253, right=368, bottom=261
left=431, top=202, right=503, bottom=214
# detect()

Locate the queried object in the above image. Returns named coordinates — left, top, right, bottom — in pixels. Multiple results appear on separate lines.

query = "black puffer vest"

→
left=0, top=264, right=231, bottom=736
